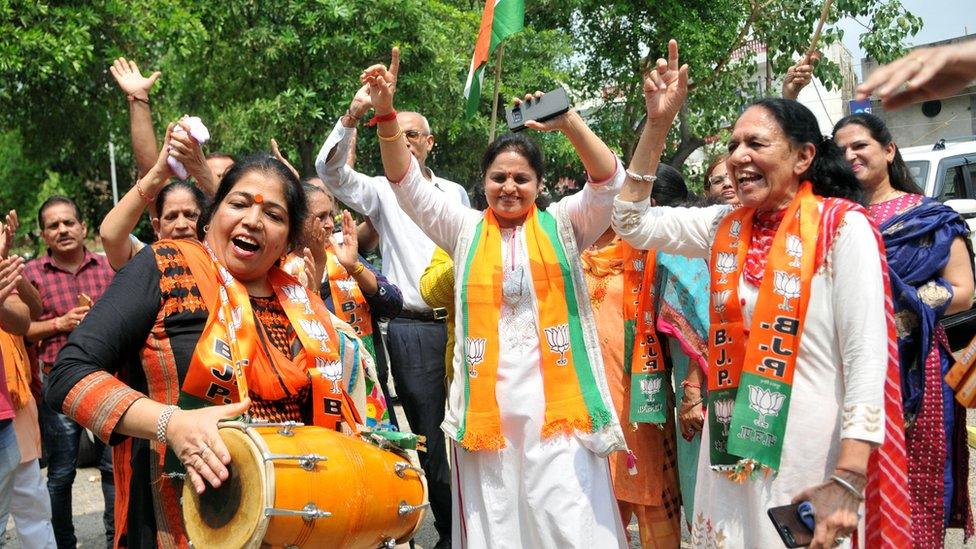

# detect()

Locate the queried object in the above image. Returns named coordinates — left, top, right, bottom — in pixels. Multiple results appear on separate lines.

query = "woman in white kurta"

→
left=613, top=41, right=910, bottom=549
left=356, top=55, right=666, bottom=546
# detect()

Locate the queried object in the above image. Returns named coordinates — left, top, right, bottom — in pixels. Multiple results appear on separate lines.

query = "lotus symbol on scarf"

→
left=283, top=284, right=314, bottom=314
left=786, top=234, right=803, bottom=267
left=729, top=219, right=742, bottom=243
left=465, top=337, right=486, bottom=378
left=773, top=271, right=801, bottom=311
left=640, top=377, right=662, bottom=400
left=315, top=357, right=343, bottom=393
left=300, top=319, right=330, bottom=350
left=544, top=324, right=571, bottom=366
left=748, top=386, right=785, bottom=428
left=714, top=398, right=735, bottom=436
left=712, top=290, right=731, bottom=316
left=218, top=266, right=235, bottom=286
left=336, top=279, right=357, bottom=297
left=715, top=252, right=736, bottom=284
left=633, top=259, right=644, bottom=272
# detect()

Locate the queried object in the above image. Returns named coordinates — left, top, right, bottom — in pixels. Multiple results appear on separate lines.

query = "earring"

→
left=203, top=224, right=210, bottom=234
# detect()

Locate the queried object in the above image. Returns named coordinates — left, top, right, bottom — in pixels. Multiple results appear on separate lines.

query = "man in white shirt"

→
left=315, top=82, right=468, bottom=549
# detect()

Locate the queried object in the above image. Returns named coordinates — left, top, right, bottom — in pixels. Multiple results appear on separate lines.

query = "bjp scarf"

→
left=584, top=239, right=667, bottom=424
left=458, top=206, right=612, bottom=451
left=326, top=253, right=376, bottom=359
left=706, top=182, right=819, bottom=478
left=171, top=240, right=350, bottom=432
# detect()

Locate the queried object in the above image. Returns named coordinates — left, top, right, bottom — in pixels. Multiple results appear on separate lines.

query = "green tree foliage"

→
left=0, top=0, right=920, bottom=250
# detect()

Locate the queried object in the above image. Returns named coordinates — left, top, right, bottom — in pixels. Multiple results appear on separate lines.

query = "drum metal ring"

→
left=397, top=500, right=431, bottom=517
left=394, top=462, right=426, bottom=478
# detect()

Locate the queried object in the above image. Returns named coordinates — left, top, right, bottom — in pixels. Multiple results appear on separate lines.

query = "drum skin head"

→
left=183, top=426, right=267, bottom=549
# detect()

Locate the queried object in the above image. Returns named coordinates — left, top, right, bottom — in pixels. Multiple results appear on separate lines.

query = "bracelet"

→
left=680, top=397, right=703, bottom=410
left=135, top=181, right=155, bottom=203
left=156, top=405, right=178, bottom=445
left=681, top=380, right=701, bottom=389
left=344, top=108, right=362, bottom=123
left=127, top=95, right=150, bottom=106
left=829, top=474, right=865, bottom=502
left=625, top=169, right=657, bottom=183
left=377, top=128, right=404, bottom=142
left=367, top=109, right=398, bottom=127
left=350, top=262, right=366, bottom=275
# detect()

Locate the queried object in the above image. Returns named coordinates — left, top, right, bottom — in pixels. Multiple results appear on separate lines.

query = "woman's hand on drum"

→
left=643, top=39, right=688, bottom=128
left=360, top=47, right=400, bottom=115
left=791, top=470, right=864, bottom=548
left=166, top=399, right=251, bottom=494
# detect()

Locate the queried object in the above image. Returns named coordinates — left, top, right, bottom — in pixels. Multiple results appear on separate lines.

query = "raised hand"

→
left=518, top=91, right=574, bottom=133
left=644, top=39, right=689, bottom=124
left=331, top=211, right=361, bottom=272
left=856, top=41, right=976, bottom=110
left=170, top=119, right=212, bottom=189
left=0, top=256, right=23, bottom=307
left=360, top=47, right=400, bottom=115
left=109, top=57, right=161, bottom=102
left=782, top=53, right=819, bottom=100
left=0, top=210, right=18, bottom=259
left=303, top=215, right=329, bottom=268
left=271, top=138, right=301, bottom=180
left=165, top=399, right=251, bottom=494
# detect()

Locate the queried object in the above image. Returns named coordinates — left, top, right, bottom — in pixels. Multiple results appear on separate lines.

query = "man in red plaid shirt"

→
left=24, top=196, right=115, bottom=549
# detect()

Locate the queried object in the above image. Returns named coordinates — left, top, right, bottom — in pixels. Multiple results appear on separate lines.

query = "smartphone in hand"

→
left=767, top=501, right=815, bottom=547
left=505, top=87, right=570, bottom=132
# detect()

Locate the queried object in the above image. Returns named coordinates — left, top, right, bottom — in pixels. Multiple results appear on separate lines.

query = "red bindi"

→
left=254, top=194, right=264, bottom=204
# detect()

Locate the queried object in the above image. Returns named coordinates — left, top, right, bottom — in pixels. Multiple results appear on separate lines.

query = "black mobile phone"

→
left=505, top=87, right=570, bottom=132
left=767, top=502, right=815, bottom=548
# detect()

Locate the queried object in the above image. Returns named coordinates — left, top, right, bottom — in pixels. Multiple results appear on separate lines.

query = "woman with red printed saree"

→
left=358, top=46, right=651, bottom=546
left=45, top=146, right=383, bottom=548
left=613, top=41, right=911, bottom=549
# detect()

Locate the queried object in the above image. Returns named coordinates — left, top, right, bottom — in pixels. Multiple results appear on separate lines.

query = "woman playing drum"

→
left=45, top=129, right=385, bottom=548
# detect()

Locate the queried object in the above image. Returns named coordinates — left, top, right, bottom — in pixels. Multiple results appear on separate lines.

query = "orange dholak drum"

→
left=182, top=422, right=427, bottom=548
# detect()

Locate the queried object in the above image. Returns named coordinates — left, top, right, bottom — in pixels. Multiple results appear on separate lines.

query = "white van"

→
left=900, top=139, right=976, bottom=349
left=901, top=139, right=976, bottom=252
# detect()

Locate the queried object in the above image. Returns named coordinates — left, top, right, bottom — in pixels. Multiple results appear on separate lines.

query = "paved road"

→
left=4, top=409, right=973, bottom=548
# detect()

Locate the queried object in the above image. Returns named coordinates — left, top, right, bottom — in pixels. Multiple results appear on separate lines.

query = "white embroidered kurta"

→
left=389, top=157, right=628, bottom=548
left=612, top=199, right=888, bottom=549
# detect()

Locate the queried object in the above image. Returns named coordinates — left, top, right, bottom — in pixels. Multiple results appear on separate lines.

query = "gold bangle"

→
left=350, top=262, right=366, bottom=275
left=377, top=128, right=403, bottom=142
left=135, top=180, right=155, bottom=203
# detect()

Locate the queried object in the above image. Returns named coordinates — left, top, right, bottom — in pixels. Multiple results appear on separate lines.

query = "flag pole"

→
left=489, top=43, right=506, bottom=144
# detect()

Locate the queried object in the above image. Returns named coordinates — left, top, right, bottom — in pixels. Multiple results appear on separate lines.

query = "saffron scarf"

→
left=326, top=252, right=376, bottom=359
left=458, top=206, right=612, bottom=450
left=707, top=182, right=819, bottom=477
left=584, top=239, right=667, bottom=424
left=171, top=241, right=348, bottom=431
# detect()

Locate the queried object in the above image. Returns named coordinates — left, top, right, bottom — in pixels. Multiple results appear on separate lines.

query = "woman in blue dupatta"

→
left=834, top=112, right=975, bottom=547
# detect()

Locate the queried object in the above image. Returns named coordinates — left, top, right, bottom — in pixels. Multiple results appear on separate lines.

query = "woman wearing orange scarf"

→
left=45, top=134, right=381, bottom=547
left=581, top=165, right=692, bottom=549
left=613, top=40, right=910, bottom=549
left=354, top=43, right=689, bottom=546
